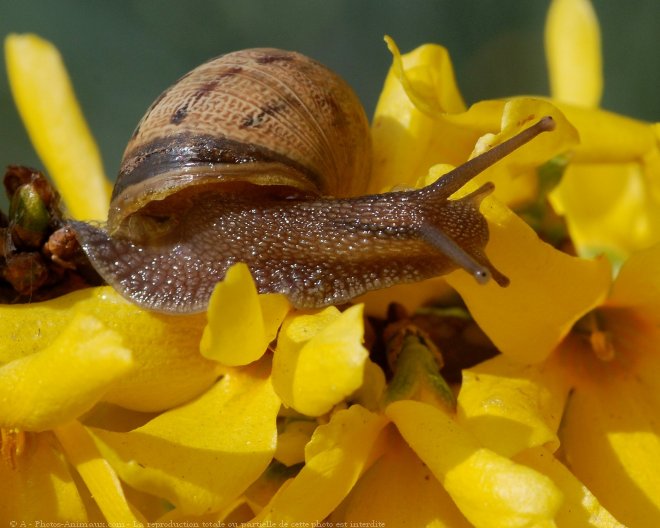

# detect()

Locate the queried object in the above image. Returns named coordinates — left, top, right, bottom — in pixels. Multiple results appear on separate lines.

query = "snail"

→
left=69, top=48, right=555, bottom=314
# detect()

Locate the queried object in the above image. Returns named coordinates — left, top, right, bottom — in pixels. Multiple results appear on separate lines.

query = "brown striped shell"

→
left=108, top=48, right=372, bottom=240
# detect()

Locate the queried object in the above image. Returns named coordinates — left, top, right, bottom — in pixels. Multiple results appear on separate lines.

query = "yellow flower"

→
left=370, top=36, right=580, bottom=207
left=0, top=281, right=283, bottom=522
left=369, top=36, right=610, bottom=363
left=366, top=3, right=658, bottom=524
left=241, top=331, right=563, bottom=527
left=0, top=308, right=143, bottom=523
left=358, top=6, right=659, bottom=523
left=3, top=1, right=656, bottom=521
left=457, top=244, right=660, bottom=526
left=545, top=0, right=660, bottom=266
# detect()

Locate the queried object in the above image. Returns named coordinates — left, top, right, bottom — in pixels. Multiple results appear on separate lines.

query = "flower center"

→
left=573, top=310, right=615, bottom=362
left=1, top=427, right=27, bottom=470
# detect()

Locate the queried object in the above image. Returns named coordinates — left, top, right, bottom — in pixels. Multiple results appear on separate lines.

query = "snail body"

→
left=71, top=48, right=554, bottom=314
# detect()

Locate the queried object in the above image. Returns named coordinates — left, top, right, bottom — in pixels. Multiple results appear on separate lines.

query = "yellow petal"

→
left=273, top=419, right=317, bottom=467
left=387, top=400, right=562, bottom=528
left=554, top=104, right=657, bottom=163
left=600, top=308, right=660, bottom=419
left=382, top=36, right=466, bottom=117
left=89, top=359, right=280, bottom=515
left=558, top=334, right=660, bottom=526
left=545, top=0, right=602, bottom=107
left=608, top=243, right=660, bottom=323
left=516, top=447, right=625, bottom=527
left=371, top=41, right=479, bottom=193
left=81, top=403, right=158, bottom=433
left=412, top=99, right=577, bottom=209
left=496, top=100, right=579, bottom=171
left=0, top=287, right=217, bottom=412
left=330, top=426, right=472, bottom=527
left=200, top=263, right=290, bottom=366
left=272, top=305, right=368, bottom=416
left=0, top=288, right=98, bottom=364
left=550, top=162, right=660, bottom=263
left=457, top=354, right=571, bottom=457
left=0, top=313, right=131, bottom=431
left=459, top=98, right=579, bottom=207
left=446, top=197, right=611, bottom=363
left=349, top=359, right=387, bottom=412
left=0, top=431, right=87, bottom=523
left=252, top=405, right=388, bottom=523
left=54, top=421, right=146, bottom=525
left=5, top=34, right=111, bottom=220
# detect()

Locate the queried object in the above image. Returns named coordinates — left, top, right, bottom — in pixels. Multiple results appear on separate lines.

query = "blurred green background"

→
left=0, top=0, right=658, bottom=192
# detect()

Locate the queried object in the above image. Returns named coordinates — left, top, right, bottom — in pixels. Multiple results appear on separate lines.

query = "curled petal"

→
left=0, top=288, right=98, bottom=364
left=0, top=313, right=131, bottom=431
left=4, top=34, right=110, bottom=220
left=272, top=305, right=368, bottom=416
left=465, top=98, right=579, bottom=206
left=89, top=360, right=280, bottom=516
left=545, top=0, right=602, bottom=107
left=496, top=100, right=578, bottom=173
left=458, top=354, right=571, bottom=457
left=549, top=108, right=660, bottom=262
left=252, top=405, right=388, bottom=523
left=0, top=432, right=87, bottom=523
left=371, top=40, right=478, bottom=192
left=0, top=287, right=217, bottom=412
left=446, top=196, right=611, bottom=363
left=388, top=400, right=562, bottom=528
left=382, top=36, right=466, bottom=117
left=201, top=263, right=290, bottom=366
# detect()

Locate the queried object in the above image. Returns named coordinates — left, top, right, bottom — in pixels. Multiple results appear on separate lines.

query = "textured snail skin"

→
left=71, top=177, right=502, bottom=313
left=70, top=47, right=555, bottom=314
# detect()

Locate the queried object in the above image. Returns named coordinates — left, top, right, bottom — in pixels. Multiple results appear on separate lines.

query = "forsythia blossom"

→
left=1, top=0, right=658, bottom=525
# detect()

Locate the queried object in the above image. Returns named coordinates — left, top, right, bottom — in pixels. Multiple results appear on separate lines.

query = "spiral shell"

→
left=108, top=48, right=372, bottom=239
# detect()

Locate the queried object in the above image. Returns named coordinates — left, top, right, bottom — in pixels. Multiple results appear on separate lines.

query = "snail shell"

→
left=70, top=48, right=554, bottom=314
left=109, top=48, right=371, bottom=242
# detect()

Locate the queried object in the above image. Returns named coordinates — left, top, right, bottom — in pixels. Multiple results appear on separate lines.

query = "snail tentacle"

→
left=427, top=115, right=556, bottom=199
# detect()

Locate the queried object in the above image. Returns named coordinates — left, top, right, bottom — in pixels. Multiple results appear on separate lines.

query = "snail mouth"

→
left=117, top=213, right=180, bottom=244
